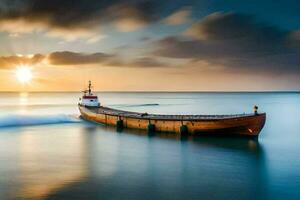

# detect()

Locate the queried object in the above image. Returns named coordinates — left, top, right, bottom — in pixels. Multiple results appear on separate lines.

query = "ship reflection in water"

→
left=0, top=123, right=268, bottom=200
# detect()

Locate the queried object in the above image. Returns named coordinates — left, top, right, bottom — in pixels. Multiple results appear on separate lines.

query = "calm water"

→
left=0, top=92, right=300, bottom=200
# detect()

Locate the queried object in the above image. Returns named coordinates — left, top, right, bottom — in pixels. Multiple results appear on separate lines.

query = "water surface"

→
left=0, top=92, right=300, bottom=200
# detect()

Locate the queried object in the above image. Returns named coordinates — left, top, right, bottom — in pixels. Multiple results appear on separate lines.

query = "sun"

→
left=15, top=65, right=33, bottom=84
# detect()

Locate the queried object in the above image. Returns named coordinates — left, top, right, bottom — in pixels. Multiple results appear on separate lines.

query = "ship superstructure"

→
left=79, top=81, right=100, bottom=107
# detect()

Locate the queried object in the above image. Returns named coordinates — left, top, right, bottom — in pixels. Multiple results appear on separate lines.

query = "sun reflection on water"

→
left=16, top=127, right=88, bottom=199
left=18, top=92, right=29, bottom=114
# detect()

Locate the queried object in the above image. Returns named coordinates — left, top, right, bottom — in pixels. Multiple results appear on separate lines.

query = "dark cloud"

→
left=48, top=51, right=168, bottom=68
left=0, top=0, right=146, bottom=28
left=128, top=57, right=169, bottom=67
left=48, top=51, right=113, bottom=65
left=154, top=12, right=300, bottom=74
left=84, top=55, right=169, bottom=68
left=0, top=51, right=168, bottom=68
left=186, top=12, right=287, bottom=41
left=0, top=0, right=191, bottom=35
left=0, top=54, right=45, bottom=69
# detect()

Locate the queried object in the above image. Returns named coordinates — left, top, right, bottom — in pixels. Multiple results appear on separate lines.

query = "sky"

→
left=0, top=0, right=300, bottom=91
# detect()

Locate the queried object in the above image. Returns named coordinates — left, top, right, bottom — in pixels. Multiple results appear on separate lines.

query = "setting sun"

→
left=15, top=66, right=33, bottom=84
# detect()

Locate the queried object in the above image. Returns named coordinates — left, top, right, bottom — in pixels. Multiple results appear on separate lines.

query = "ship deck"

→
left=85, top=106, right=257, bottom=121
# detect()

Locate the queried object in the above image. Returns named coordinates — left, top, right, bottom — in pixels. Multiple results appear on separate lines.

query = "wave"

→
left=0, top=103, right=75, bottom=108
left=0, top=114, right=80, bottom=128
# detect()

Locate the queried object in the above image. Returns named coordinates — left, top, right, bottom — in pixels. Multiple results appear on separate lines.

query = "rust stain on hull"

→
left=79, top=105, right=266, bottom=137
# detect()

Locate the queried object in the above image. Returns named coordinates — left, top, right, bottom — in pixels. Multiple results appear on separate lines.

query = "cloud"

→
left=48, top=51, right=113, bottom=65
left=109, top=3, right=155, bottom=32
left=48, top=51, right=169, bottom=68
left=0, top=0, right=185, bottom=40
left=106, top=57, right=170, bottom=68
left=126, top=57, right=169, bottom=68
left=185, top=12, right=287, bottom=42
left=163, top=7, right=191, bottom=25
left=45, top=28, right=105, bottom=42
left=0, top=54, right=45, bottom=69
left=113, top=17, right=148, bottom=32
left=153, top=12, right=300, bottom=74
left=0, top=51, right=169, bottom=69
left=86, top=35, right=107, bottom=44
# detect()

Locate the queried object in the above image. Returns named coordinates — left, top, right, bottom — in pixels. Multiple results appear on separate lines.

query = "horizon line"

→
left=0, top=90, right=300, bottom=93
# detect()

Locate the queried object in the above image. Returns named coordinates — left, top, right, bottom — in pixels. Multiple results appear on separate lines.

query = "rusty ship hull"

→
left=79, top=105, right=266, bottom=137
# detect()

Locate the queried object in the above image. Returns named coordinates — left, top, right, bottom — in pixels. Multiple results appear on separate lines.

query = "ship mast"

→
left=88, top=80, right=92, bottom=95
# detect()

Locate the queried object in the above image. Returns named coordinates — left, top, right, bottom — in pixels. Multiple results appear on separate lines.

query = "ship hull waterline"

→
left=79, top=105, right=266, bottom=137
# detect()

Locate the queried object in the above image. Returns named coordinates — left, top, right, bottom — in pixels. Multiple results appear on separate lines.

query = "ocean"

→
left=0, top=92, right=300, bottom=200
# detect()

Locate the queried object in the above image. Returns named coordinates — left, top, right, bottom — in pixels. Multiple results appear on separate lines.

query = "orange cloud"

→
left=0, top=54, right=45, bottom=69
left=163, top=7, right=192, bottom=25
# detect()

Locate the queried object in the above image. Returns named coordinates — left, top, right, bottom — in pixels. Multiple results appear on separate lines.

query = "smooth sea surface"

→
left=0, top=92, right=300, bottom=200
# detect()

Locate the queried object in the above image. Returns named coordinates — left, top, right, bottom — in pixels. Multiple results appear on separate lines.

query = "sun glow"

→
left=15, top=65, right=33, bottom=83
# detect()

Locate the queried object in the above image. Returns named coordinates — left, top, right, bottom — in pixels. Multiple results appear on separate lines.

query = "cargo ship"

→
left=79, top=81, right=266, bottom=137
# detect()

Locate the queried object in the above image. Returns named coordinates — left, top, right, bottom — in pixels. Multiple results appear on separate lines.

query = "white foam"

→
left=0, top=114, right=81, bottom=128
